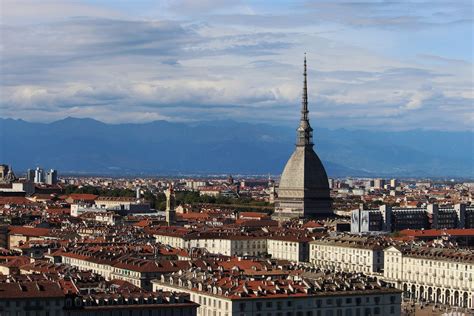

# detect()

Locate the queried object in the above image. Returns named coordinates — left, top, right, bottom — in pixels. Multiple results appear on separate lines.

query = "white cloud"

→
left=0, top=1, right=472, bottom=131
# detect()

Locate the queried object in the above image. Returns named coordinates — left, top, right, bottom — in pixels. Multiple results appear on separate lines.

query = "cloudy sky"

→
left=0, top=0, right=472, bottom=130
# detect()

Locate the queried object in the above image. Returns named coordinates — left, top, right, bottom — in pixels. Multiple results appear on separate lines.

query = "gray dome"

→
left=279, top=146, right=330, bottom=197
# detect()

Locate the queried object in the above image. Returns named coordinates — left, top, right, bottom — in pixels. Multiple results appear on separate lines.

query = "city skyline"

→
left=1, top=0, right=472, bottom=131
left=0, top=2, right=473, bottom=315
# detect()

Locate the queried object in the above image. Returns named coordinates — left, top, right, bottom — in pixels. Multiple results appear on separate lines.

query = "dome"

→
left=278, top=146, right=330, bottom=198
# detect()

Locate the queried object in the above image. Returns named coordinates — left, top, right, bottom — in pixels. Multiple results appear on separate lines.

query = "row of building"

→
left=351, top=203, right=474, bottom=233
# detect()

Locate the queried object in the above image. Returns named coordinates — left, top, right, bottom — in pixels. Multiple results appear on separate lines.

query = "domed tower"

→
left=273, top=55, right=332, bottom=220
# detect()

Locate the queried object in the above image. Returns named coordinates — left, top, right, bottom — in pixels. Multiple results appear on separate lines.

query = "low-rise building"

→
left=351, top=204, right=474, bottom=233
left=0, top=278, right=198, bottom=316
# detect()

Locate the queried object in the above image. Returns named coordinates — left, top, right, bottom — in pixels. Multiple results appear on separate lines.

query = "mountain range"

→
left=0, top=117, right=472, bottom=178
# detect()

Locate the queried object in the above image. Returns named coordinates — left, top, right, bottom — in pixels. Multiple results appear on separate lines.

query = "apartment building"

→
left=58, top=247, right=192, bottom=290
left=266, top=233, right=312, bottom=262
left=152, top=268, right=402, bottom=316
left=309, top=236, right=389, bottom=275
left=153, top=228, right=268, bottom=257
left=0, top=278, right=198, bottom=316
left=153, top=227, right=317, bottom=261
left=383, top=245, right=474, bottom=309
left=351, top=204, right=474, bottom=233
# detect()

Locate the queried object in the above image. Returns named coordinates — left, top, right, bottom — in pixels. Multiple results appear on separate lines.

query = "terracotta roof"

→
left=67, top=194, right=98, bottom=201
left=400, top=228, right=474, bottom=237
left=0, top=197, right=33, bottom=205
left=303, top=221, right=324, bottom=228
left=239, top=212, right=269, bottom=219
left=9, top=226, right=53, bottom=237
left=0, top=280, right=65, bottom=298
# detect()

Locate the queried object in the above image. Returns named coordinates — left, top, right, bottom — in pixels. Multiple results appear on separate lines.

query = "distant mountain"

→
left=0, top=117, right=472, bottom=177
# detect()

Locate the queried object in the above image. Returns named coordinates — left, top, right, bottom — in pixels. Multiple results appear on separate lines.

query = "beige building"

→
left=94, top=196, right=138, bottom=208
left=266, top=235, right=311, bottom=262
left=383, top=245, right=474, bottom=309
left=8, top=226, right=54, bottom=249
left=59, top=250, right=191, bottom=291
left=155, top=232, right=187, bottom=249
left=152, top=269, right=402, bottom=316
left=60, top=251, right=116, bottom=280
left=0, top=278, right=198, bottom=316
left=154, top=230, right=267, bottom=257
left=309, top=236, right=387, bottom=275
left=188, top=235, right=267, bottom=257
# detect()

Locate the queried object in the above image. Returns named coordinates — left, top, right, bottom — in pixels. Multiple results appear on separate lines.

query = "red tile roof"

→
left=8, top=226, right=53, bottom=237
left=0, top=280, right=65, bottom=298
left=400, top=228, right=474, bottom=237
left=67, top=194, right=98, bottom=201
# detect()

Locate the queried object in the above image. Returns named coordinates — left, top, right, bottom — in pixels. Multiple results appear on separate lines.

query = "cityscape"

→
left=0, top=1, right=473, bottom=316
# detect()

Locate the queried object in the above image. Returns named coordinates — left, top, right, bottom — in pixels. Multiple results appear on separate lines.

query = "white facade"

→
left=154, top=234, right=267, bottom=257
left=70, top=204, right=106, bottom=217
left=383, top=246, right=474, bottom=309
left=61, top=254, right=114, bottom=280
left=153, top=280, right=402, bottom=316
left=188, top=237, right=267, bottom=257
left=34, top=167, right=44, bottom=184
left=309, top=241, right=384, bottom=274
left=266, top=238, right=308, bottom=262
left=154, top=234, right=186, bottom=249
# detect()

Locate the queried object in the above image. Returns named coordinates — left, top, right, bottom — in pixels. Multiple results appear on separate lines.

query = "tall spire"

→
left=301, top=53, right=308, bottom=122
left=296, top=53, right=313, bottom=147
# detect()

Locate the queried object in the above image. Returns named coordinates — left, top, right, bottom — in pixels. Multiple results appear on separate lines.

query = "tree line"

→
left=64, top=185, right=270, bottom=211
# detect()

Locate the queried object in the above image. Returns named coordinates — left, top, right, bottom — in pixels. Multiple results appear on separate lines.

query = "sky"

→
left=0, top=0, right=472, bottom=130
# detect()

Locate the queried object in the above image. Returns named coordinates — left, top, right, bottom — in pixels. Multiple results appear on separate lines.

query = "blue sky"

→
left=0, top=0, right=472, bottom=130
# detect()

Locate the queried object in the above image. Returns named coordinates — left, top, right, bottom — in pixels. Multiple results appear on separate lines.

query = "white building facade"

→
left=383, top=246, right=473, bottom=309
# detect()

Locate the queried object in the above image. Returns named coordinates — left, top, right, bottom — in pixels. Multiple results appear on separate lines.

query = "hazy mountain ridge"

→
left=0, top=117, right=472, bottom=177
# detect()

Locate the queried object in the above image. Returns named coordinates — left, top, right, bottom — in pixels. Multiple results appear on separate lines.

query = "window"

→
left=239, top=303, right=246, bottom=311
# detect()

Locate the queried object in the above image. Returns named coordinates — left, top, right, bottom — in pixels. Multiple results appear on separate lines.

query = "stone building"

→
left=309, top=235, right=389, bottom=275
left=274, top=56, right=332, bottom=220
left=351, top=204, right=474, bottom=233
left=152, top=268, right=402, bottom=316
left=383, top=245, right=473, bottom=309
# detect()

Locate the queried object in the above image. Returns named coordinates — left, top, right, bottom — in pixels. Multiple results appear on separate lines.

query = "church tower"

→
left=273, top=55, right=332, bottom=220
left=165, top=183, right=176, bottom=225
